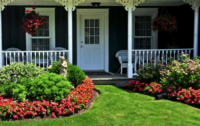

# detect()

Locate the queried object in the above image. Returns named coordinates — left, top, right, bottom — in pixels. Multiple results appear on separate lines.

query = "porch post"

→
left=55, top=0, right=85, bottom=64
left=116, top=0, right=145, bottom=78
left=127, top=4, right=135, bottom=78
left=66, top=5, right=73, bottom=64
left=193, top=6, right=199, bottom=58
left=0, top=7, right=2, bottom=68
left=183, top=0, right=200, bottom=58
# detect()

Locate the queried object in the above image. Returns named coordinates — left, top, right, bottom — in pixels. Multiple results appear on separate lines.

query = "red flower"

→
left=26, top=10, right=30, bottom=13
left=13, top=115, right=18, bottom=119
left=32, top=6, right=36, bottom=10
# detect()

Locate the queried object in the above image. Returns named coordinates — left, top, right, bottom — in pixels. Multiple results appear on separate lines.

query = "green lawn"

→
left=1, top=85, right=200, bottom=126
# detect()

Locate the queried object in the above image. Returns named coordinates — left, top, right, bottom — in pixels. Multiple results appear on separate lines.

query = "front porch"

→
left=0, top=0, right=199, bottom=79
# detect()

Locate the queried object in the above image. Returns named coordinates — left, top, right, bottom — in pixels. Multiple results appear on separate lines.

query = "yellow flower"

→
left=47, top=65, right=52, bottom=69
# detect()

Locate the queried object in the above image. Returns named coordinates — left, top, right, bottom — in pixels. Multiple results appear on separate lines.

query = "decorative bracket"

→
left=0, top=0, right=15, bottom=11
left=183, top=0, right=200, bottom=10
left=55, top=0, right=85, bottom=11
left=116, top=0, right=145, bottom=11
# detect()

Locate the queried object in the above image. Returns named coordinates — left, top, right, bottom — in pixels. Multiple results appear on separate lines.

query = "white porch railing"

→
left=2, top=50, right=69, bottom=68
left=132, top=48, right=195, bottom=75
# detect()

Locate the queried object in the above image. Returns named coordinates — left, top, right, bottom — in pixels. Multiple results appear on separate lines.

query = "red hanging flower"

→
left=32, top=6, right=36, bottom=10
left=22, top=7, right=48, bottom=35
left=152, top=15, right=177, bottom=33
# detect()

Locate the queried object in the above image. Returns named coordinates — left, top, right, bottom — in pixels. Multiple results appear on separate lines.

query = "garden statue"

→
left=59, top=56, right=67, bottom=78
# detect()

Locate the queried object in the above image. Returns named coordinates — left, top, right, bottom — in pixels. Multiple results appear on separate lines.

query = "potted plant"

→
left=152, top=15, right=177, bottom=33
left=22, top=6, right=48, bottom=35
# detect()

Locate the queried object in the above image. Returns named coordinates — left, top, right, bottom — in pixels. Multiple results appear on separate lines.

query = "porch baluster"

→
left=174, top=50, right=176, bottom=60
left=34, top=52, right=36, bottom=65
left=5, top=52, right=7, bottom=66
left=154, top=51, right=156, bottom=68
left=43, top=52, right=44, bottom=68
left=17, top=52, right=19, bottom=63
left=189, top=50, right=191, bottom=58
left=147, top=51, right=149, bottom=64
left=139, top=51, right=141, bottom=68
left=142, top=51, right=144, bottom=68
left=166, top=51, right=168, bottom=65
left=134, top=51, right=137, bottom=75
left=26, top=52, right=28, bottom=65
left=47, top=52, right=49, bottom=69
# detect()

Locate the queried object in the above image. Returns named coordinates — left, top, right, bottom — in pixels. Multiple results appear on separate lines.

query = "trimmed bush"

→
left=28, top=73, right=74, bottom=102
left=48, top=61, right=60, bottom=74
left=67, top=64, right=86, bottom=86
left=2, top=80, right=27, bottom=102
left=0, top=62, right=47, bottom=84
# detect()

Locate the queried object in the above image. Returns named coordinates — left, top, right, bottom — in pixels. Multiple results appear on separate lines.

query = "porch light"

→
left=11, top=72, right=18, bottom=83
left=11, top=66, right=21, bottom=83
left=91, top=2, right=101, bottom=7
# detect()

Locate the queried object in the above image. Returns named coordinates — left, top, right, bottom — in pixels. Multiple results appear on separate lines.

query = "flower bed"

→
left=125, top=80, right=163, bottom=95
left=125, top=79, right=200, bottom=108
left=0, top=77, right=95, bottom=120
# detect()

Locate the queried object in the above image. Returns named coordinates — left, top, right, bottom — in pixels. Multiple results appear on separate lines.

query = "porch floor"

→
left=87, top=73, right=138, bottom=85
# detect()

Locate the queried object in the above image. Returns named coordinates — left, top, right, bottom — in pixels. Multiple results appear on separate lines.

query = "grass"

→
left=1, top=85, right=200, bottom=126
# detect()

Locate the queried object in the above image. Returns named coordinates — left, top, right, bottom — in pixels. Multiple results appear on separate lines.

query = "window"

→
left=134, top=16, right=152, bottom=49
left=26, top=8, right=55, bottom=51
left=133, top=8, right=158, bottom=49
left=85, top=19, right=100, bottom=44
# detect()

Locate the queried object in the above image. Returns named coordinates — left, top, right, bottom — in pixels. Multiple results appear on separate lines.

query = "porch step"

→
left=88, top=73, right=139, bottom=85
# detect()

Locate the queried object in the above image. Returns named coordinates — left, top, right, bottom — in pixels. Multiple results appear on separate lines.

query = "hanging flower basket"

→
left=152, top=15, right=177, bottom=33
left=22, top=7, right=48, bottom=35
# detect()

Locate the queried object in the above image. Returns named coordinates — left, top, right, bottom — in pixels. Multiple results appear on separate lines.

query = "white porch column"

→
left=127, top=5, right=135, bottom=78
left=55, top=0, right=85, bottom=64
left=116, top=0, right=145, bottom=78
left=66, top=5, right=73, bottom=64
left=183, top=0, right=200, bottom=58
left=194, top=6, right=199, bottom=58
left=0, top=7, right=2, bottom=68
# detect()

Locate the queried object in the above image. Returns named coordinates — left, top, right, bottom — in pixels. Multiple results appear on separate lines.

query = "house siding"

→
left=1, top=5, right=197, bottom=73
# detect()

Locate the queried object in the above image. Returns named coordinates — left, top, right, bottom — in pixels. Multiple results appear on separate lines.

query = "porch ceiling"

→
left=8, top=0, right=186, bottom=6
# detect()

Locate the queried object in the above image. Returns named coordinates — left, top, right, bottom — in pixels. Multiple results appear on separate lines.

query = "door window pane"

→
left=84, top=19, right=99, bottom=44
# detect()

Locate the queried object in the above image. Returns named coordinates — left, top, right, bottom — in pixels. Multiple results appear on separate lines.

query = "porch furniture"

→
left=4, top=48, right=25, bottom=64
left=48, top=47, right=68, bottom=63
left=115, top=50, right=139, bottom=74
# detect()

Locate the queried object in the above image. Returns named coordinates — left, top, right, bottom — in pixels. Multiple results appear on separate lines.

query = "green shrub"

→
left=137, top=60, right=166, bottom=83
left=160, top=54, right=200, bottom=89
left=3, top=80, right=27, bottom=102
left=67, top=64, right=86, bottom=86
left=0, top=62, right=47, bottom=84
left=49, top=61, right=71, bottom=74
left=48, top=61, right=60, bottom=74
left=28, top=73, right=74, bottom=102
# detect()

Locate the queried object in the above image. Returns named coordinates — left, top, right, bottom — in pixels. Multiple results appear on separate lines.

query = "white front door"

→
left=79, top=16, right=105, bottom=70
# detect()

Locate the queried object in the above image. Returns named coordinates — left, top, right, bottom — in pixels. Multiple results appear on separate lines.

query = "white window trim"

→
left=132, top=8, right=158, bottom=49
left=25, top=8, right=55, bottom=51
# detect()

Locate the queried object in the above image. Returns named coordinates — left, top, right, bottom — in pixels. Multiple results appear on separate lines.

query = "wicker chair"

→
left=115, top=50, right=139, bottom=74
left=4, top=47, right=25, bottom=64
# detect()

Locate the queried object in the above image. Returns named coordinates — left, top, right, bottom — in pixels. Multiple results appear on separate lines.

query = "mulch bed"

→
left=1, top=89, right=100, bottom=122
